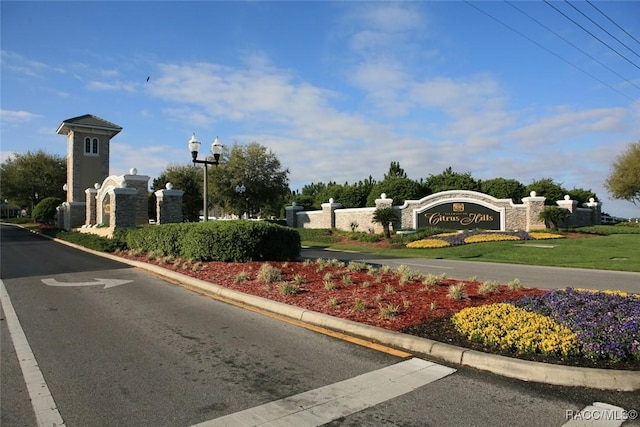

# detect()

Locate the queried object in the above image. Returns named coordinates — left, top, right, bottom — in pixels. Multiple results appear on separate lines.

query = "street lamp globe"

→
left=211, top=136, right=223, bottom=163
left=188, top=133, right=201, bottom=162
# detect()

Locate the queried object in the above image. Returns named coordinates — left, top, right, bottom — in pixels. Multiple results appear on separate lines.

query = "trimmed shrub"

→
left=123, top=221, right=301, bottom=262
left=32, top=197, right=63, bottom=224
left=54, top=230, right=125, bottom=252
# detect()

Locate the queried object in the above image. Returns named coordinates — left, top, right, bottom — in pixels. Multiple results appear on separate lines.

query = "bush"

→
left=538, top=207, right=571, bottom=230
left=122, top=220, right=301, bottom=262
left=53, top=230, right=126, bottom=252
left=32, top=197, right=63, bottom=224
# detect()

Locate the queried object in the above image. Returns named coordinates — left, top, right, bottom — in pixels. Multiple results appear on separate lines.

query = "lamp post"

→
left=234, top=184, right=246, bottom=218
left=188, top=133, right=224, bottom=221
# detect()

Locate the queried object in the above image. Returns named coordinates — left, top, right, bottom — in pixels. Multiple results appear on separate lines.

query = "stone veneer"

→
left=287, top=190, right=601, bottom=232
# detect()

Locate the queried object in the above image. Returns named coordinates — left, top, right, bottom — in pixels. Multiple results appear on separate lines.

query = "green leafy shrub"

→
left=538, top=207, right=571, bottom=230
left=123, top=221, right=301, bottom=262
left=32, top=197, right=63, bottom=224
left=53, top=230, right=125, bottom=252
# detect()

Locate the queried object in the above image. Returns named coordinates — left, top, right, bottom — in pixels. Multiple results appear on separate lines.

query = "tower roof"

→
left=56, top=114, right=122, bottom=136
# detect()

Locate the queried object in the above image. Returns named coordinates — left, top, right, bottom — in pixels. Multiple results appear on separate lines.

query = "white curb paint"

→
left=191, top=357, right=455, bottom=427
left=0, top=279, right=65, bottom=427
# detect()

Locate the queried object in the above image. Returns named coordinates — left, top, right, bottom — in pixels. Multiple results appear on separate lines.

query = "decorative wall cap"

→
left=397, top=190, right=516, bottom=209
left=154, top=189, right=184, bottom=197
left=109, top=187, right=137, bottom=195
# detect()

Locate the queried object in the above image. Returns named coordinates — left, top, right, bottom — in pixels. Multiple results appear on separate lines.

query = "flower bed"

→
left=117, top=250, right=639, bottom=369
left=452, top=303, right=579, bottom=356
left=406, top=230, right=564, bottom=248
left=512, top=288, right=640, bottom=362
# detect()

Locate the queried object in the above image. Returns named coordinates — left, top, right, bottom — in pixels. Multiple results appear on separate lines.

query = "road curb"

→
left=43, top=234, right=640, bottom=391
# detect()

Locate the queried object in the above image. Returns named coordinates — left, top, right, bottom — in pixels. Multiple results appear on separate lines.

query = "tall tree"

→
left=385, top=161, right=407, bottom=179
left=210, top=142, right=290, bottom=218
left=479, top=178, right=527, bottom=202
left=0, top=150, right=66, bottom=212
left=366, top=176, right=426, bottom=207
left=152, top=164, right=203, bottom=222
left=566, top=187, right=597, bottom=205
left=525, top=178, right=567, bottom=205
left=423, top=167, right=479, bottom=193
left=605, top=141, right=640, bottom=206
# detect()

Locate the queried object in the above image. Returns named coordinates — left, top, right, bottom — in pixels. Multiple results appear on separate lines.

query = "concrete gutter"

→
left=49, top=236, right=640, bottom=392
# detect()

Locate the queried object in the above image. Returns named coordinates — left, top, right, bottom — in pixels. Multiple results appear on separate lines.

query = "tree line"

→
left=291, top=163, right=598, bottom=211
left=2, top=141, right=639, bottom=221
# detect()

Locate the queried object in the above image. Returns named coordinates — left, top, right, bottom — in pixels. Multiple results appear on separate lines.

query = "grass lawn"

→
left=302, top=229, right=640, bottom=273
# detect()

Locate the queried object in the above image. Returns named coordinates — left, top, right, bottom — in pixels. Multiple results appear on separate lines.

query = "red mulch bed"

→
left=117, top=253, right=638, bottom=370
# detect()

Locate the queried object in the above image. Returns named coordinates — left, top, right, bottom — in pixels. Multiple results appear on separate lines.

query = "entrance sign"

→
left=417, top=201, right=502, bottom=230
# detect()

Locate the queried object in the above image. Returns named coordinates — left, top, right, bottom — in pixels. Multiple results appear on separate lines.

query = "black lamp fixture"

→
left=188, top=133, right=224, bottom=221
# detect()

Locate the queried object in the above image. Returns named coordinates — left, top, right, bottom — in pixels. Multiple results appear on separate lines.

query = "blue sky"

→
left=2, top=1, right=639, bottom=218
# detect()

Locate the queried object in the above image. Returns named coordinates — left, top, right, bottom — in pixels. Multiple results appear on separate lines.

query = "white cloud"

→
left=0, top=109, right=40, bottom=124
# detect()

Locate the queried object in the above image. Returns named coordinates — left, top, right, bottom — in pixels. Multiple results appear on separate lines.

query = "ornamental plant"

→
left=463, top=233, right=521, bottom=244
left=512, top=288, right=640, bottom=362
left=452, top=303, right=579, bottom=357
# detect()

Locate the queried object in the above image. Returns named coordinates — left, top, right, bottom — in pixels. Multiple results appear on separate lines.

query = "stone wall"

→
left=288, top=190, right=601, bottom=233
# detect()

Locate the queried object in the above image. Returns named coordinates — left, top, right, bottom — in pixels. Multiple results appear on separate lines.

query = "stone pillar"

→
left=522, top=191, right=546, bottom=231
left=584, top=198, right=602, bottom=226
left=56, top=205, right=65, bottom=229
left=111, top=187, right=138, bottom=229
left=121, top=169, right=150, bottom=226
left=556, top=195, right=579, bottom=227
left=374, top=193, right=393, bottom=209
left=374, top=193, right=395, bottom=234
left=62, top=201, right=86, bottom=230
left=556, top=195, right=578, bottom=212
left=285, top=202, right=304, bottom=228
left=321, top=198, right=342, bottom=229
left=85, top=186, right=99, bottom=225
left=155, top=183, right=184, bottom=224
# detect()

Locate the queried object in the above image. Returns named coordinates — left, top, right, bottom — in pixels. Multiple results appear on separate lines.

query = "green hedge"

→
left=124, top=220, right=301, bottom=262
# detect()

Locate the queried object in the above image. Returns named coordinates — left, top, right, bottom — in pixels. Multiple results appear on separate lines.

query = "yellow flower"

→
left=452, top=303, right=578, bottom=356
left=529, top=232, right=564, bottom=240
left=406, top=239, right=450, bottom=249
left=464, top=234, right=521, bottom=244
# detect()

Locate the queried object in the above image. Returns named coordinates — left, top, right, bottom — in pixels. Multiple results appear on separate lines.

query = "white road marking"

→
left=562, top=402, right=631, bottom=427
left=0, top=279, right=66, bottom=427
left=41, top=277, right=132, bottom=288
left=191, top=357, right=455, bottom=427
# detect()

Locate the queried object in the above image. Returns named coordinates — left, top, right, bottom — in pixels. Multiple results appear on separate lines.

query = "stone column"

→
left=522, top=191, right=546, bottom=231
left=85, top=186, right=99, bottom=225
left=110, top=187, right=138, bottom=229
left=285, top=202, right=304, bottom=228
left=321, top=198, right=342, bottom=229
left=584, top=198, right=602, bottom=226
left=556, top=195, right=579, bottom=227
left=155, top=183, right=184, bottom=224
left=121, top=169, right=150, bottom=226
left=556, top=195, right=578, bottom=212
left=374, top=193, right=395, bottom=234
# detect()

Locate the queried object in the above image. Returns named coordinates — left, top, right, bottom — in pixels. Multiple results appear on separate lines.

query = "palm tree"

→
left=372, top=207, right=399, bottom=239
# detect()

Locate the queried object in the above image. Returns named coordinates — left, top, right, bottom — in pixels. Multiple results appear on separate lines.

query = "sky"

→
left=1, top=1, right=639, bottom=219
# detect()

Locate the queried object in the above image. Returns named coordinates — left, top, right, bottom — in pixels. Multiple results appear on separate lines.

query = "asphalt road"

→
left=300, top=247, right=640, bottom=293
left=2, top=225, right=638, bottom=426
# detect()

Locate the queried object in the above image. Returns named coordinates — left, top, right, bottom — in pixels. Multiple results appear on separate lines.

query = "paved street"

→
left=1, top=224, right=638, bottom=426
left=301, top=247, right=640, bottom=293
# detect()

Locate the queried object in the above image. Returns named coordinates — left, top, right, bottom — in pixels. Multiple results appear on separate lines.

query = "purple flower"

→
left=512, top=288, right=640, bottom=362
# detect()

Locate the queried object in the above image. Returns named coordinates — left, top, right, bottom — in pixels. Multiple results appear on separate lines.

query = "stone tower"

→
left=56, top=114, right=121, bottom=229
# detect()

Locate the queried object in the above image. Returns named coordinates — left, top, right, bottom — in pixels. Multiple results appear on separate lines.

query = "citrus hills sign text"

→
left=417, top=202, right=502, bottom=230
